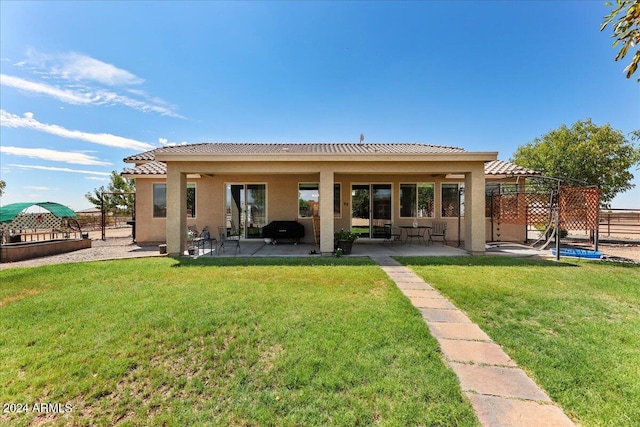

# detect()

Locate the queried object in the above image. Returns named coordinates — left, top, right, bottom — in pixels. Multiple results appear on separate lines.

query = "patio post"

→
left=464, top=165, right=486, bottom=255
left=166, top=166, right=187, bottom=256
left=319, top=169, right=335, bottom=255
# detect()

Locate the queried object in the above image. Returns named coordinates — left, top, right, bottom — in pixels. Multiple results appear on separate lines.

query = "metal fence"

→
left=599, top=209, right=640, bottom=239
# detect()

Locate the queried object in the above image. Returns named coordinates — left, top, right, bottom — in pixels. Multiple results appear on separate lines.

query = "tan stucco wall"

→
left=134, top=179, right=166, bottom=244
left=133, top=172, right=507, bottom=245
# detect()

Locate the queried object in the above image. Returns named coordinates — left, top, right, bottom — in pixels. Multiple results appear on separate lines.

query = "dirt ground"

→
left=576, top=241, right=640, bottom=263
left=0, top=226, right=158, bottom=270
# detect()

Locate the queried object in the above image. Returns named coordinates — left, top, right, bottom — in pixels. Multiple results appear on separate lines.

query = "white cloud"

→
left=0, top=74, right=96, bottom=105
left=8, top=164, right=111, bottom=176
left=0, top=146, right=112, bottom=166
left=1, top=74, right=184, bottom=117
left=5, top=50, right=185, bottom=118
left=85, top=176, right=109, bottom=182
left=24, top=186, right=50, bottom=190
left=52, top=52, right=144, bottom=86
left=1, top=110, right=155, bottom=151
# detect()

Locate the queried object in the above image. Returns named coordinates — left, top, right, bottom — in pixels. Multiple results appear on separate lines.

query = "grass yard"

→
left=0, top=257, right=478, bottom=426
left=398, top=256, right=640, bottom=427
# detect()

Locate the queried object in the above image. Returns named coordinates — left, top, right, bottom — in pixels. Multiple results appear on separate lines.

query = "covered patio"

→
left=188, top=239, right=469, bottom=258
left=123, top=143, right=497, bottom=258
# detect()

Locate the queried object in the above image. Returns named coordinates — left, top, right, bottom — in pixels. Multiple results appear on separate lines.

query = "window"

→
left=153, top=182, right=196, bottom=218
left=400, top=183, right=434, bottom=218
left=442, top=183, right=462, bottom=217
left=299, top=183, right=318, bottom=218
left=225, top=183, right=266, bottom=238
left=153, top=183, right=166, bottom=218
left=298, top=183, right=341, bottom=218
left=187, top=183, right=196, bottom=218
left=334, top=183, right=341, bottom=217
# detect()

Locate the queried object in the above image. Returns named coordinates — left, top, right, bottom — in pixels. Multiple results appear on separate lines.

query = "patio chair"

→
left=198, top=226, right=217, bottom=256
left=217, top=226, right=240, bottom=254
left=428, top=222, right=447, bottom=246
left=382, top=224, right=403, bottom=244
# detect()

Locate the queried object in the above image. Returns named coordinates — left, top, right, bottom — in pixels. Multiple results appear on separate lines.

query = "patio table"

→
left=400, top=225, right=430, bottom=245
left=190, top=237, right=217, bottom=256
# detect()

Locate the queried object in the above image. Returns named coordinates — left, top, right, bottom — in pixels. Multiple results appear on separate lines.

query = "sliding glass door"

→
left=351, top=184, right=391, bottom=238
left=225, top=184, right=266, bottom=238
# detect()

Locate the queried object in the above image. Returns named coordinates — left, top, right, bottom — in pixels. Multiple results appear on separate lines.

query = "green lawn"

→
left=0, top=257, right=478, bottom=426
left=397, top=256, right=640, bottom=427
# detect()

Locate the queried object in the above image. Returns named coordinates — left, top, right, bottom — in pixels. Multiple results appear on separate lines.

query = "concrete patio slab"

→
left=439, top=339, right=517, bottom=366
left=452, top=363, right=552, bottom=402
left=427, top=322, right=492, bottom=342
left=420, top=308, right=472, bottom=323
left=466, top=394, right=575, bottom=427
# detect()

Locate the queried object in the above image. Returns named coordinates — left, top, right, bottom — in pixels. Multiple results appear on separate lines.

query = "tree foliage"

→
left=511, top=119, right=640, bottom=206
left=85, top=171, right=135, bottom=214
left=0, top=180, right=5, bottom=197
left=601, top=0, right=640, bottom=81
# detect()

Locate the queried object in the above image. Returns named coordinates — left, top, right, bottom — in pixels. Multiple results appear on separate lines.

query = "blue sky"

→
left=1, top=1, right=638, bottom=210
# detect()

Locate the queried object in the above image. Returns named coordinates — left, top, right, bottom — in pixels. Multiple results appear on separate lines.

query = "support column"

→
left=166, top=164, right=187, bottom=256
left=319, top=169, right=335, bottom=255
left=464, top=165, right=486, bottom=255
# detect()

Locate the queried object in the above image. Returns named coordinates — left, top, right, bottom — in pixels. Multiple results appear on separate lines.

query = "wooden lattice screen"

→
left=0, top=213, right=66, bottom=233
left=492, top=192, right=554, bottom=226
left=492, top=186, right=600, bottom=231
left=559, top=186, right=600, bottom=231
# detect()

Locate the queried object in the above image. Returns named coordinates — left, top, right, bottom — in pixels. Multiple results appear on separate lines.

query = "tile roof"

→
left=123, top=148, right=159, bottom=162
left=484, top=160, right=540, bottom=176
left=156, top=142, right=468, bottom=155
left=124, top=142, right=467, bottom=162
left=122, top=161, right=167, bottom=176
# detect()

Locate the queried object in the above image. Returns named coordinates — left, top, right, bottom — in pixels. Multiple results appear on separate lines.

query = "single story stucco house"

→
left=122, top=142, right=537, bottom=256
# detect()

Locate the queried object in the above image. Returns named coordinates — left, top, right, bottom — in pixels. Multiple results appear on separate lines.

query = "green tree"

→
left=511, top=119, right=640, bottom=206
left=601, top=0, right=640, bottom=81
left=0, top=180, right=5, bottom=197
left=85, top=171, right=135, bottom=214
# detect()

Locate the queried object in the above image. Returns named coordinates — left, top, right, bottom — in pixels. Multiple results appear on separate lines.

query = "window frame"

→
left=153, top=183, right=167, bottom=218
left=152, top=182, right=197, bottom=218
left=399, top=182, right=435, bottom=219
left=298, top=183, right=319, bottom=218
left=297, top=182, right=342, bottom=219
left=441, top=182, right=464, bottom=218
left=187, top=182, right=196, bottom=218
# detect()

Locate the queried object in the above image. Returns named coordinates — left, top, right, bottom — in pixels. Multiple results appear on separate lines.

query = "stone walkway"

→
left=370, top=255, right=576, bottom=427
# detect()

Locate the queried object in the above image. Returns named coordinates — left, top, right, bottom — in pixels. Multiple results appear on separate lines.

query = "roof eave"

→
left=121, top=173, right=167, bottom=179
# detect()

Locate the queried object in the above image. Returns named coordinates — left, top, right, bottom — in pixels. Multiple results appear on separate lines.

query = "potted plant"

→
left=187, top=229, right=197, bottom=255
left=334, top=229, right=359, bottom=255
